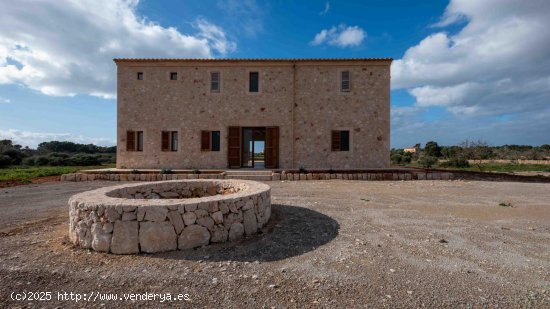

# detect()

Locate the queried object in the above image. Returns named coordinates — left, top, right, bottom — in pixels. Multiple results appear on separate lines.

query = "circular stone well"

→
left=68, top=179, right=271, bottom=254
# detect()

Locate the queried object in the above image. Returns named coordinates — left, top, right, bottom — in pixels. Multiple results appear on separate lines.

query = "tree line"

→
left=391, top=140, right=550, bottom=168
left=0, top=140, right=116, bottom=167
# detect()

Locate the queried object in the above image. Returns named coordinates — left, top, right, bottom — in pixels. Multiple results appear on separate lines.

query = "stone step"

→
left=225, top=171, right=273, bottom=176
left=225, top=175, right=273, bottom=181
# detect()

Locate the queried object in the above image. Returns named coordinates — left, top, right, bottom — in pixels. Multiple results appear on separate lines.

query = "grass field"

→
left=460, top=163, right=550, bottom=173
left=0, top=164, right=115, bottom=182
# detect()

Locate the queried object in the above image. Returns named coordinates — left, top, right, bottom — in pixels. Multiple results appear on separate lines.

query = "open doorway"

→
left=242, top=127, right=265, bottom=168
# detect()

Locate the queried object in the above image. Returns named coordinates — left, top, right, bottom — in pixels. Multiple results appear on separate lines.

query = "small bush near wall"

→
left=419, top=156, right=438, bottom=168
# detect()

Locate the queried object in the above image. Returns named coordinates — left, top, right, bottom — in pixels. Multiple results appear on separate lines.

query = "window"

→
left=249, top=72, right=259, bottom=92
left=211, top=131, right=220, bottom=151
left=126, top=130, right=144, bottom=152
left=210, top=71, right=220, bottom=92
left=340, top=71, right=350, bottom=92
left=136, top=131, right=144, bottom=151
left=331, top=130, right=350, bottom=151
left=161, top=131, right=178, bottom=152
left=137, top=72, right=144, bottom=80
left=201, top=130, right=220, bottom=151
left=170, top=72, right=177, bottom=80
left=171, top=131, right=178, bottom=151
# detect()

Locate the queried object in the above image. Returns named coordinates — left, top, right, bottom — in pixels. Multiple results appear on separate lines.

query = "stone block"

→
left=144, top=207, right=168, bottom=222
left=228, top=222, right=244, bottom=241
left=111, top=221, right=139, bottom=254
left=178, top=225, right=210, bottom=250
left=243, top=208, right=257, bottom=235
left=139, top=221, right=177, bottom=253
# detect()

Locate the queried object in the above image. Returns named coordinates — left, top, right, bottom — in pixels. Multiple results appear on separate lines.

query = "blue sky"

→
left=1, top=0, right=549, bottom=148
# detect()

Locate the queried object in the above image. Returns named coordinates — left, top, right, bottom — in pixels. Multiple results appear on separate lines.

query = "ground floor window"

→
left=161, top=131, right=178, bottom=152
left=201, top=130, right=220, bottom=151
left=126, top=130, right=144, bottom=152
left=331, top=130, right=350, bottom=151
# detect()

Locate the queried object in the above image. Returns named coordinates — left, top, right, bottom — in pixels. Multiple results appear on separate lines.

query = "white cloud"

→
left=311, top=25, right=366, bottom=48
left=0, top=0, right=236, bottom=99
left=194, top=18, right=237, bottom=55
left=217, top=0, right=265, bottom=38
left=320, top=2, right=330, bottom=15
left=0, top=129, right=115, bottom=148
left=0, top=97, right=10, bottom=104
left=392, top=0, right=550, bottom=118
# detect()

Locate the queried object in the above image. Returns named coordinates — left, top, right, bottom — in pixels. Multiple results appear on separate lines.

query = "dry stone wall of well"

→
left=68, top=180, right=271, bottom=254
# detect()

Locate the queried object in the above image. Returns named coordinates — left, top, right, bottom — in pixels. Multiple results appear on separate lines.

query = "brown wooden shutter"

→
left=227, top=127, right=241, bottom=168
left=265, top=126, right=279, bottom=169
left=126, top=131, right=135, bottom=151
left=331, top=130, right=341, bottom=151
left=201, top=131, right=211, bottom=151
left=161, top=131, right=169, bottom=151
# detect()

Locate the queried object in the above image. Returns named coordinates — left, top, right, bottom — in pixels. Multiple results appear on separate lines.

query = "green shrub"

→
left=160, top=168, right=173, bottom=174
left=0, top=155, right=12, bottom=167
left=2, top=149, right=26, bottom=165
left=35, top=156, right=50, bottom=166
left=21, top=157, right=36, bottom=166
left=418, top=156, right=438, bottom=168
left=390, top=153, right=403, bottom=164
left=439, top=158, right=470, bottom=168
left=298, top=166, right=308, bottom=174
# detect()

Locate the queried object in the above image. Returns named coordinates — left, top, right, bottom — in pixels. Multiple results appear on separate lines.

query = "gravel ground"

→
left=0, top=180, right=549, bottom=308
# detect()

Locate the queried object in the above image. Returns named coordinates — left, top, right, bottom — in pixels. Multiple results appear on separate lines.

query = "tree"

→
left=424, top=141, right=441, bottom=157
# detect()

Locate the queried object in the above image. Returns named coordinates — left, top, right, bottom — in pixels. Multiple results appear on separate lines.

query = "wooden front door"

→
left=227, top=127, right=241, bottom=168
left=265, top=126, right=279, bottom=169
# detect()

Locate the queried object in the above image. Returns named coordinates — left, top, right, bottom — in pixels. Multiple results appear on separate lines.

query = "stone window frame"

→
left=209, top=70, right=222, bottom=94
left=330, top=127, right=353, bottom=153
left=169, top=71, right=178, bottom=81
left=201, top=129, right=222, bottom=152
left=136, top=71, right=145, bottom=81
left=339, top=69, right=351, bottom=93
left=161, top=129, right=180, bottom=152
left=246, top=69, right=262, bottom=94
left=125, top=129, right=145, bottom=152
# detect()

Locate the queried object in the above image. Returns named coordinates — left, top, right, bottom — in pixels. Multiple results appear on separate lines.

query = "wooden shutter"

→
left=265, top=126, right=279, bottom=169
left=227, top=127, right=241, bottom=168
left=331, top=130, right=341, bottom=151
left=126, top=131, right=135, bottom=151
left=201, top=131, right=211, bottom=151
left=161, top=131, right=169, bottom=151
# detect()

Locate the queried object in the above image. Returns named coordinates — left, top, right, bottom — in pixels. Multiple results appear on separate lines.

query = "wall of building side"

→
left=293, top=63, right=391, bottom=169
left=117, top=62, right=295, bottom=169
left=116, top=60, right=391, bottom=169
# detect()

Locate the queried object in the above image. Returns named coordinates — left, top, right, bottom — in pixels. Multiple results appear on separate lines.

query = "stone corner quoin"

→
left=68, top=179, right=271, bottom=254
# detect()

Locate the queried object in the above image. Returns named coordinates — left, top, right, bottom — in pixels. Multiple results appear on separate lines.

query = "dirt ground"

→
left=1, top=180, right=549, bottom=308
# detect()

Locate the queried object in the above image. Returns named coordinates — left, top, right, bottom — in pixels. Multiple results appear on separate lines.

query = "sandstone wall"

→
left=116, top=59, right=391, bottom=169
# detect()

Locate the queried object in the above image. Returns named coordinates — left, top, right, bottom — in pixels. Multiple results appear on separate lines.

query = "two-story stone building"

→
left=114, top=58, right=392, bottom=170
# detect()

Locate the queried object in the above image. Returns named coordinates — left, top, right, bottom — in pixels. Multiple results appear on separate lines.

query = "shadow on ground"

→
left=148, top=204, right=340, bottom=262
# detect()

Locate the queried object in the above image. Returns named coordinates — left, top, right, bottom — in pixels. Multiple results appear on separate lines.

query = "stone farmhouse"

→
left=114, top=58, right=392, bottom=170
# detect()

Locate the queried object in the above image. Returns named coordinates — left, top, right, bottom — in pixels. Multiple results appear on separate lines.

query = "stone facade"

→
left=68, top=179, right=271, bottom=254
left=115, top=58, right=392, bottom=169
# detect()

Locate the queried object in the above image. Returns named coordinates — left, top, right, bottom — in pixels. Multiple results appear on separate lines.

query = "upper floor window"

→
left=210, top=71, right=220, bottom=92
left=137, top=72, right=144, bottom=80
left=331, top=130, right=350, bottom=151
left=249, top=72, right=259, bottom=92
left=340, top=71, right=350, bottom=92
left=170, top=72, right=178, bottom=80
left=161, top=131, right=178, bottom=152
left=126, top=130, right=144, bottom=152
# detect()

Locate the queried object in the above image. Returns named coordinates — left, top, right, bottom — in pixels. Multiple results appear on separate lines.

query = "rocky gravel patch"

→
left=0, top=180, right=549, bottom=307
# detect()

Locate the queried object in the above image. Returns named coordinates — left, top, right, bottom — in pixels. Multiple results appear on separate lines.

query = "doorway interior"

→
left=241, top=127, right=265, bottom=168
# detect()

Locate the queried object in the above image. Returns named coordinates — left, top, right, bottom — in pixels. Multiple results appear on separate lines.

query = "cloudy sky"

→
left=1, top=0, right=549, bottom=148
